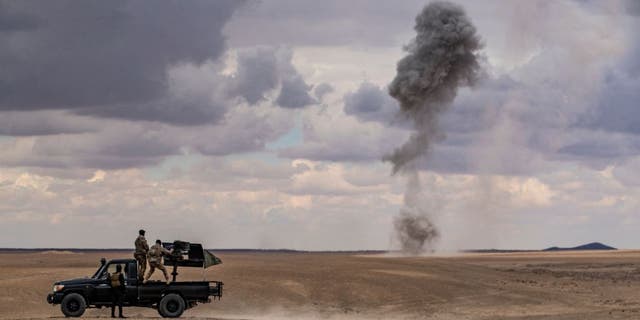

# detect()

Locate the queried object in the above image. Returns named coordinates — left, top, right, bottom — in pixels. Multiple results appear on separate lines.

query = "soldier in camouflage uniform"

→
left=144, top=239, right=172, bottom=284
left=134, top=229, right=149, bottom=281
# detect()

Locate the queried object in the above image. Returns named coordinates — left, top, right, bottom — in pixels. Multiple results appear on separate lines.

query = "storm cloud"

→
left=228, top=47, right=281, bottom=105
left=0, top=0, right=243, bottom=124
left=343, top=82, right=399, bottom=123
left=228, top=47, right=317, bottom=109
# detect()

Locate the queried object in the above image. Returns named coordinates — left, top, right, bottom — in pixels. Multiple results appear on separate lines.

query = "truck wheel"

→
left=60, top=293, right=86, bottom=317
left=158, top=293, right=185, bottom=318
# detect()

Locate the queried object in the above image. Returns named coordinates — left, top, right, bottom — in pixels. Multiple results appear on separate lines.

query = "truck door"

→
left=124, top=262, right=139, bottom=304
left=92, top=263, right=117, bottom=304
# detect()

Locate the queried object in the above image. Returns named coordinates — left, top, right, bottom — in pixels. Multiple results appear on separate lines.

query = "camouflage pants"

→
left=134, top=253, right=147, bottom=280
left=145, top=261, right=169, bottom=282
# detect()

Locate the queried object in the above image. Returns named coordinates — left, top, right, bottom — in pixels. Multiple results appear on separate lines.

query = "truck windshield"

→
left=92, top=263, right=105, bottom=279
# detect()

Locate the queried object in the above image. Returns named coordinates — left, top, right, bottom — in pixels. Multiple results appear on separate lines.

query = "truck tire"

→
left=158, top=293, right=185, bottom=318
left=60, top=293, right=86, bottom=317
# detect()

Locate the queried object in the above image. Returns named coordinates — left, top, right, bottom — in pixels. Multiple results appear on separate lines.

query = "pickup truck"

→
left=46, top=242, right=223, bottom=318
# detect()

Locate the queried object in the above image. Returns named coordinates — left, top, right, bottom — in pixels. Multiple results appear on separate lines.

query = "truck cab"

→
left=89, top=259, right=141, bottom=306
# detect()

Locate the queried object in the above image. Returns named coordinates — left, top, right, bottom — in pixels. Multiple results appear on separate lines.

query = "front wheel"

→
left=158, top=293, right=185, bottom=318
left=60, top=293, right=86, bottom=317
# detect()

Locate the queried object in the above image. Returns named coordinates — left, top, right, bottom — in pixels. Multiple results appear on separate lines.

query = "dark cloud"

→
left=343, top=82, right=398, bottom=123
left=628, top=44, right=640, bottom=77
left=77, top=93, right=229, bottom=126
left=621, top=16, right=640, bottom=76
left=557, top=140, right=638, bottom=159
left=0, top=111, right=98, bottom=136
left=0, top=0, right=243, bottom=122
left=271, top=48, right=317, bottom=109
left=0, top=2, right=39, bottom=31
left=228, top=47, right=280, bottom=105
left=577, top=27, right=640, bottom=136
left=626, top=0, right=640, bottom=16
left=227, top=46, right=317, bottom=109
left=276, top=74, right=316, bottom=109
left=313, top=83, right=334, bottom=100
left=585, top=73, right=640, bottom=134
left=439, top=76, right=518, bottom=134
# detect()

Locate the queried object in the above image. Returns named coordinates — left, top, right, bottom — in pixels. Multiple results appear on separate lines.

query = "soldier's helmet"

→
left=139, top=229, right=145, bottom=235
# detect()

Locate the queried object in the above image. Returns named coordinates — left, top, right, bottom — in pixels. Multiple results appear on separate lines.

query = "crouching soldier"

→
left=133, top=229, right=149, bottom=281
left=109, top=264, right=126, bottom=318
left=144, top=240, right=171, bottom=284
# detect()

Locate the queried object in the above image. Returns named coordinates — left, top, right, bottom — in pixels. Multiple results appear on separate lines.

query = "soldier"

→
left=108, top=264, right=126, bottom=318
left=144, top=239, right=171, bottom=285
left=133, top=229, right=149, bottom=281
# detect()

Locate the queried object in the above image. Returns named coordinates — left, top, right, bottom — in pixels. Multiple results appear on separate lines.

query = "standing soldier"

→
left=108, top=264, right=126, bottom=318
left=134, top=229, right=149, bottom=281
left=144, top=239, right=172, bottom=285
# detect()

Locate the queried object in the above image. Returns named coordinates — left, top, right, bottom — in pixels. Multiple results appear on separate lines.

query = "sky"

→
left=1, top=0, right=639, bottom=250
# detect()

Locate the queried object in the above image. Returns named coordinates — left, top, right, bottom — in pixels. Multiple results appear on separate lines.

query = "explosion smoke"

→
left=385, top=1, right=483, bottom=253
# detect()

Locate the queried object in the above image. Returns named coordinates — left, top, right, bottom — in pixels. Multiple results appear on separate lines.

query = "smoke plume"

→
left=385, top=1, right=483, bottom=253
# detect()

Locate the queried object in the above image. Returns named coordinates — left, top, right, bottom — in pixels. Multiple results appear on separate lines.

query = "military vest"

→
left=148, top=244, right=163, bottom=263
left=110, top=272, right=122, bottom=287
left=149, top=245, right=157, bottom=256
left=135, top=236, right=148, bottom=254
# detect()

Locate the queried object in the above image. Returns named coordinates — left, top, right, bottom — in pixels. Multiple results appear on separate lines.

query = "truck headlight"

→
left=53, top=285, right=64, bottom=292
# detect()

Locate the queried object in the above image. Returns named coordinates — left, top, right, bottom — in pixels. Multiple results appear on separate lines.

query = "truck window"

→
left=127, top=262, right=137, bottom=279
left=99, top=263, right=128, bottom=279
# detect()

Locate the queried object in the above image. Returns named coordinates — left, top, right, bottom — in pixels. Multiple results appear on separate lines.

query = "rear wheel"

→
left=158, top=293, right=185, bottom=318
left=60, top=293, right=86, bottom=317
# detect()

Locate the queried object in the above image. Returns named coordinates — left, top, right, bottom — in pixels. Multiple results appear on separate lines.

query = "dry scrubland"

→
left=1, top=250, right=640, bottom=319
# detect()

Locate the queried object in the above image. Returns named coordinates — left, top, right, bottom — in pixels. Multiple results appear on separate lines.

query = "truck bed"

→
left=137, top=281, right=223, bottom=305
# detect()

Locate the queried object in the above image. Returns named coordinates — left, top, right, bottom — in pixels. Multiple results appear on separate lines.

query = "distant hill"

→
left=543, top=242, right=616, bottom=251
left=462, top=249, right=538, bottom=253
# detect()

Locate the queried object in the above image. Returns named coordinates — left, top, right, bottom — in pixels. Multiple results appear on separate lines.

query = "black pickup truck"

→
left=46, top=242, right=223, bottom=318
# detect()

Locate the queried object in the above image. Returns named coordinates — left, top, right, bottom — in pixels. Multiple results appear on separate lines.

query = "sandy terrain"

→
left=1, top=250, right=640, bottom=319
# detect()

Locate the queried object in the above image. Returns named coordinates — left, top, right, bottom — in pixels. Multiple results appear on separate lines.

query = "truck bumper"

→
left=209, top=282, right=223, bottom=299
left=47, top=292, right=64, bottom=304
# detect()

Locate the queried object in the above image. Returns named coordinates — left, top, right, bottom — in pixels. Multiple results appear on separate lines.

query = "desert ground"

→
left=1, top=250, right=640, bottom=319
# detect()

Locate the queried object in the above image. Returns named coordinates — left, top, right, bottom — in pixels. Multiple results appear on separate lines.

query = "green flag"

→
left=203, top=250, right=222, bottom=268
